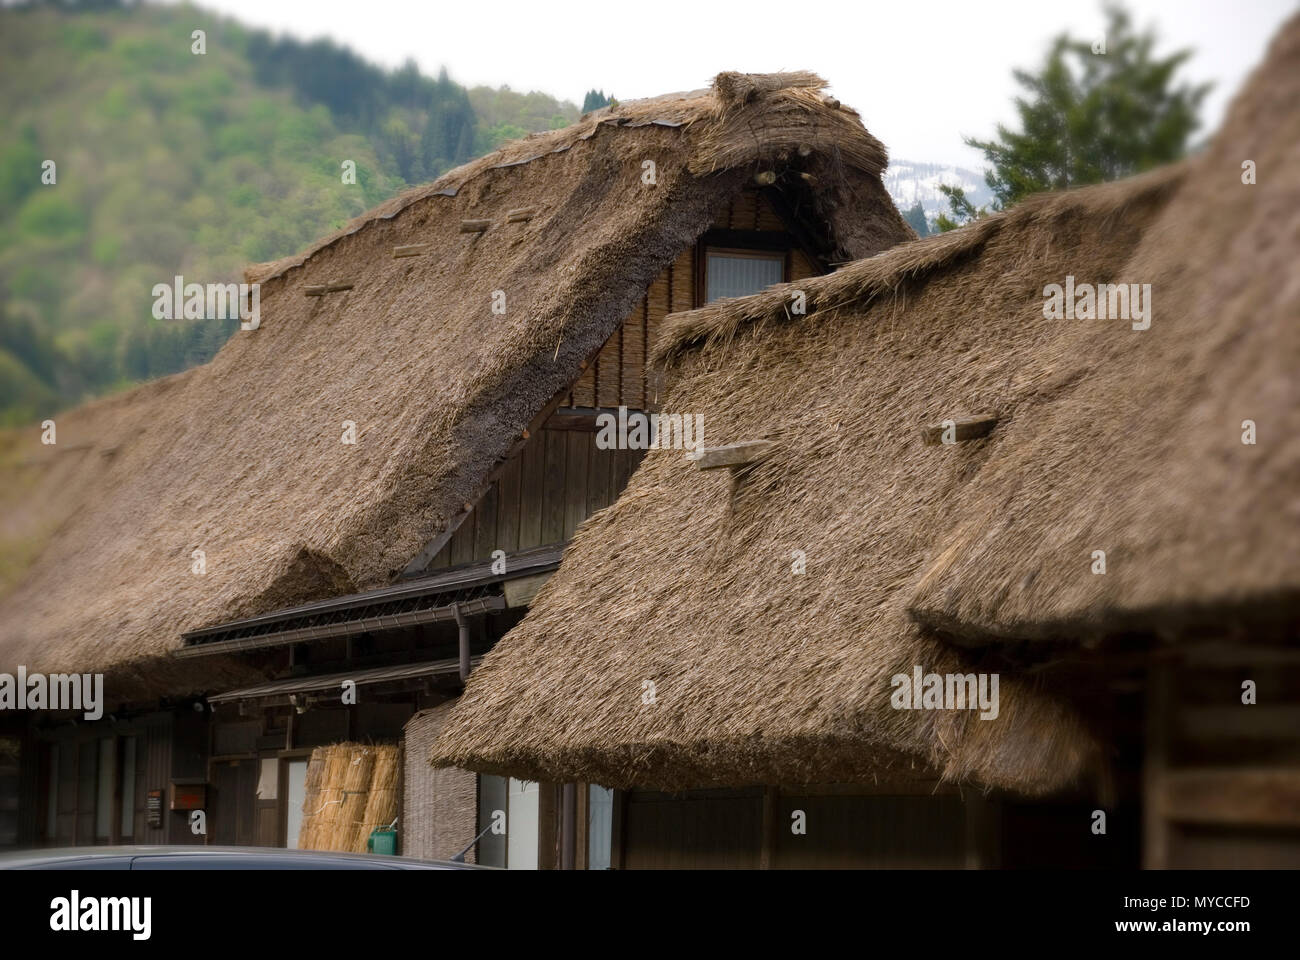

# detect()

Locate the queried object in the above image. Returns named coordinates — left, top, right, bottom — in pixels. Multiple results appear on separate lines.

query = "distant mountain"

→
left=0, top=1, right=581, bottom=427
left=883, top=160, right=995, bottom=234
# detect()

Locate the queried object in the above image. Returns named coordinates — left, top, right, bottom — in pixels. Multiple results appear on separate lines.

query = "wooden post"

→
left=560, top=783, right=576, bottom=870
left=963, top=789, right=1001, bottom=868
left=1143, top=661, right=1173, bottom=869
left=759, top=786, right=777, bottom=869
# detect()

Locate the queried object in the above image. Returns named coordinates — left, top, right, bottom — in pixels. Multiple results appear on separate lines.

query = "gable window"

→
left=705, top=249, right=785, bottom=302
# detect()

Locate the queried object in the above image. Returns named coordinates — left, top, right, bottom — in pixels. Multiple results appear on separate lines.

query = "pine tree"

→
left=582, top=89, right=611, bottom=113
left=966, top=3, right=1209, bottom=211
left=901, top=202, right=929, bottom=237
left=934, top=185, right=987, bottom=233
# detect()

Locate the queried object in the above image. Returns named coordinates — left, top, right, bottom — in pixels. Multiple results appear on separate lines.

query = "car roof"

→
left=0, top=845, right=489, bottom=869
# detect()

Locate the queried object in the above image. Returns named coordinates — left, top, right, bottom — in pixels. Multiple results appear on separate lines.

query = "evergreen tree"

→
left=934, top=184, right=988, bottom=233
left=901, top=202, right=929, bottom=237
left=967, top=3, right=1210, bottom=211
left=582, top=89, right=611, bottom=113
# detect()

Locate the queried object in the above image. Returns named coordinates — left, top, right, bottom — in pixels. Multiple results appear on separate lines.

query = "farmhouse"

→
left=0, top=71, right=912, bottom=861
left=431, top=15, right=1299, bottom=869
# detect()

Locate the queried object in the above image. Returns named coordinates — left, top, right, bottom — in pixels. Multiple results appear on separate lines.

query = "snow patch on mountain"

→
left=884, top=160, right=995, bottom=232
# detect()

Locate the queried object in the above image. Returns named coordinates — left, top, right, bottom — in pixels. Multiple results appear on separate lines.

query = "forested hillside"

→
left=0, top=1, right=581, bottom=425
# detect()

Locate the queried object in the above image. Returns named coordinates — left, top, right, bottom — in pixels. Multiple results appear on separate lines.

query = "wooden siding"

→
left=566, top=188, right=802, bottom=412
left=1146, top=649, right=1300, bottom=868
left=32, top=711, right=172, bottom=847
left=619, top=786, right=971, bottom=870
left=621, top=789, right=764, bottom=870
left=425, top=188, right=817, bottom=576
left=427, top=426, right=644, bottom=570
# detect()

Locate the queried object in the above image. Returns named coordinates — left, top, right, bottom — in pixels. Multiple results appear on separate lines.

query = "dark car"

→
left=0, top=845, right=489, bottom=870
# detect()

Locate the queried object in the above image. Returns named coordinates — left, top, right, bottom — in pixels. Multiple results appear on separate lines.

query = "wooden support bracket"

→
left=393, top=244, right=431, bottom=258
left=921, top=414, right=999, bottom=446
left=693, top=440, right=775, bottom=471
left=303, top=281, right=355, bottom=297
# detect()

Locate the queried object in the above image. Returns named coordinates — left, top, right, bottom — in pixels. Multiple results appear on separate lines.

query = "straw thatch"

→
left=907, top=17, right=1300, bottom=642
left=430, top=16, right=1299, bottom=795
left=297, top=741, right=400, bottom=852
left=354, top=744, right=402, bottom=852
left=0, top=72, right=910, bottom=702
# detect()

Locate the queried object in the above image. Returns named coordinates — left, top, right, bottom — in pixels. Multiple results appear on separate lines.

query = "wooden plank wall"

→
left=428, top=188, right=814, bottom=574
left=565, top=188, right=805, bottom=412
left=1149, top=649, right=1300, bottom=868
left=618, top=785, right=968, bottom=870
left=35, top=711, right=171, bottom=847
left=427, top=428, right=644, bottom=570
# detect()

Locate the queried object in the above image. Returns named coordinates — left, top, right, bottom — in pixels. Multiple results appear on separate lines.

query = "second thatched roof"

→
left=430, top=14, right=1300, bottom=795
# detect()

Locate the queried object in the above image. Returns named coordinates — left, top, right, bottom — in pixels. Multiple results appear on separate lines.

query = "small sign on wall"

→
left=146, top=790, right=163, bottom=829
left=170, top=782, right=207, bottom=811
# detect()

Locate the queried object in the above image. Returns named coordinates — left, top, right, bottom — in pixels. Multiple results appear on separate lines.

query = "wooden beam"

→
left=1180, top=706, right=1300, bottom=742
left=758, top=786, right=776, bottom=870
left=393, top=244, right=430, bottom=258
left=459, top=219, right=491, bottom=233
left=753, top=170, right=777, bottom=186
left=921, top=415, right=999, bottom=446
left=1162, top=768, right=1300, bottom=827
left=303, top=281, right=355, bottom=297
left=693, top=440, right=774, bottom=471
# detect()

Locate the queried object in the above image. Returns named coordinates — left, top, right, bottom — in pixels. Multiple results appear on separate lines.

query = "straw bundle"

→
left=296, top=751, right=328, bottom=850
left=296, top=742, right=401, bottom=852
left=353, top=744, right=402, bottom=852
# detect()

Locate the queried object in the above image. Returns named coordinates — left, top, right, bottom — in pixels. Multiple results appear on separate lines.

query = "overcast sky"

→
left=179, top=0, right=1296, bottom=169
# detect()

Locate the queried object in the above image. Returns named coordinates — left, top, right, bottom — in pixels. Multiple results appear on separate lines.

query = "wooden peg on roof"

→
left=692, top=440, right=775, bottom=471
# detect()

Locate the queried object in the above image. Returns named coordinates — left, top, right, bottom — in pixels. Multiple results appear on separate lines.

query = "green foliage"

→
left=582, top=89, right=612, bottom=113
left=901, top=202, right=930, bottom=237
left=0, top=1, right=584, bottom=424
left=934, top=184, right=989, bottom=233
left=967, top=3, right=1210, bottom=211
left=468, top=86, right=580, bottom=152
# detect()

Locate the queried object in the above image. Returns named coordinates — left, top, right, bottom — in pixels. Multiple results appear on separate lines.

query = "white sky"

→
left=179, top=0, right=1296, bottom=169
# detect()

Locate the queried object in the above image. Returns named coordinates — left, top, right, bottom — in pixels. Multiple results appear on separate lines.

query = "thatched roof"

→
left=908, top=19, right=1300, bottom=642
left=430, top=17, right=1299, bottom=794
left=0, top=73, right=909, bottom=702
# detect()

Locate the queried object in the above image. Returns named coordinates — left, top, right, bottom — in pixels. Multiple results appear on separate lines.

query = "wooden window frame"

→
left=694, top=232, right=790, bottom=308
